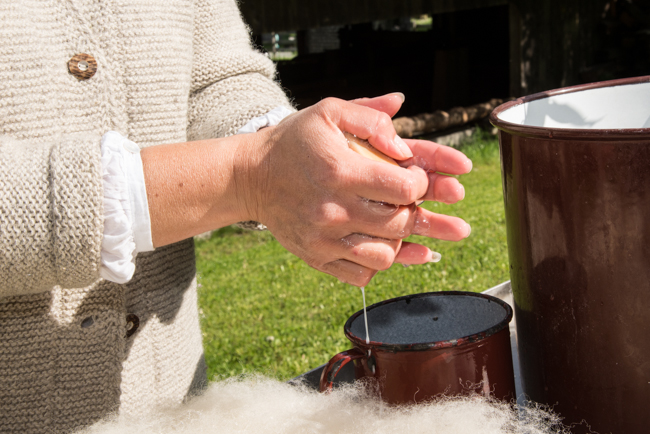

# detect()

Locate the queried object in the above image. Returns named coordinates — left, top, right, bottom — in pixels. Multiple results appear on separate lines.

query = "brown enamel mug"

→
left=319, top=291, right=515, bottom=404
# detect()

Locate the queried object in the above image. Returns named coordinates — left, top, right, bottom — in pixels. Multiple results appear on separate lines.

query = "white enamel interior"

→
left=497, top=82, right=650, bottom=130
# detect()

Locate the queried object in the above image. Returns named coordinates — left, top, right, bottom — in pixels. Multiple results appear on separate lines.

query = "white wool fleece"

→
left=78, top=376, right=567, bottom=434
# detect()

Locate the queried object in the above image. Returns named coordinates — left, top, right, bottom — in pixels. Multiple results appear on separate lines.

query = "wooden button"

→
left=125, top=313, right=139, bottom=338
left=68, top=53, right=97, bottom=80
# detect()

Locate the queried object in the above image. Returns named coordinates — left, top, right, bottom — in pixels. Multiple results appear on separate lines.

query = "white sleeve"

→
left=100, top=106, right=292, bottom=283
left=236, top=106, right=294, bottom=134
left=99, top=131, right=154, bottom=284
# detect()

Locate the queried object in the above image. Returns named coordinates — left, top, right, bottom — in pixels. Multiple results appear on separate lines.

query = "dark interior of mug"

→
left=349, top=293, right=509, bottom=345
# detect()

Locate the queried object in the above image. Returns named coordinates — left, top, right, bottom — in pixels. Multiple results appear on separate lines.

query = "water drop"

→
left=411, top=156, right=432, bottom=171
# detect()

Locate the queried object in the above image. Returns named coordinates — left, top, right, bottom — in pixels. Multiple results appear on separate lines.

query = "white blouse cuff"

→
left=100, top=131, right=154, bottom=284
left=236, top=106, right=294, bottom=134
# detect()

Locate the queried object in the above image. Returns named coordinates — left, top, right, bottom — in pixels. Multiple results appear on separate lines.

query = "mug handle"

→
left=319, top=347, right=365, bottom=392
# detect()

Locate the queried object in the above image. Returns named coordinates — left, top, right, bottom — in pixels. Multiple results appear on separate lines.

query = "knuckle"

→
left=312, top=202, right=349, bottom=228
left=309, top=256, right=330, bottom=273
left=375, top=249, right=395, bottom=270
left=392, top=207, right=415, bottom=238
left=376, top=112, right=393, bottom=131
left=346, top=275, right=364, bottom=287
left=396, top=225, right=413, bottom=239
left=399, top=178, right=419, bottom=204
left=317, top=97, right=341, bottom=113
left=356, top=272, right=374, bottom=287
left=319, top=260, right=342, bottom=279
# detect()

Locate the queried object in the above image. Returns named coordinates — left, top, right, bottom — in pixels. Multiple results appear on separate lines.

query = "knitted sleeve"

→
left=0, top=135, right=103, bottom=296
left=187, top=0, right=295, bottom=141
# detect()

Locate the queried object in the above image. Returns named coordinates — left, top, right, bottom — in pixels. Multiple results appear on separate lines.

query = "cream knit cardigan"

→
left=0, top=0, right=292, bottom=432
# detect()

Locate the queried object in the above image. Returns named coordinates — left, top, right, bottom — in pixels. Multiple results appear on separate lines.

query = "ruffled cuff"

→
left=236, top=106, right=294, bottom=134
left=99, top=131, right=154, bottom=284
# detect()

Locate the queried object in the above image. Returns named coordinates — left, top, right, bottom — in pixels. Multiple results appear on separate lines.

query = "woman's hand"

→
left=236, top=95, right=472, bottom=286
left=143, top=94, right=471, bottom=287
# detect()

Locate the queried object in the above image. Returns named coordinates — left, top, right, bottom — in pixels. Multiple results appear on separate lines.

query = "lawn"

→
left=195, top=131, right=509, bottom=381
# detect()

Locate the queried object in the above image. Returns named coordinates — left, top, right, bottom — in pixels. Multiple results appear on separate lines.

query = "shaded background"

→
left=239, top=0, right=650, bottom=116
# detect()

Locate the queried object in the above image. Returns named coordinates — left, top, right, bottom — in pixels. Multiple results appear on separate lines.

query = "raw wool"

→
left=79, top=376, right=568, bottom=434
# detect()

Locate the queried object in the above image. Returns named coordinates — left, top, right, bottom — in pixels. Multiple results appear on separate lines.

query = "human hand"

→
left=349, top=95, right=472, bottom=266
left=237, top=95, right=471, bottom=286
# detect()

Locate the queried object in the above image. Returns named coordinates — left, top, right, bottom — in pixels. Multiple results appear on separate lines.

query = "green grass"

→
left=195, top=132, right=508, bottom=381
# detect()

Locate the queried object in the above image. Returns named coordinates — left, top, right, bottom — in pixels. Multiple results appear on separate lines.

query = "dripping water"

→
left=361, top=286, right=370, bottom=344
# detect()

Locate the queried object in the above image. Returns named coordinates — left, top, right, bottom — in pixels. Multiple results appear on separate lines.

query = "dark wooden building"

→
left=239, top=0, right=650, bottom=116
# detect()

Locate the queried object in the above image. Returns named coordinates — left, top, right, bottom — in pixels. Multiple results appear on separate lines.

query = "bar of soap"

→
left=344, top=132, right=400, bottom=166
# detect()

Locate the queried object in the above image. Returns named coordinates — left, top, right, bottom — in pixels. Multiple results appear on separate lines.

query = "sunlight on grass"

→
left=195, top=132, right=508, bottom=381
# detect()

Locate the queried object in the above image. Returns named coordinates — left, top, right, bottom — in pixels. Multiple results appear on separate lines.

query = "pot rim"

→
left=489, top=75, right=650, bottom=141
left=344, top=290, right=513, bottom=352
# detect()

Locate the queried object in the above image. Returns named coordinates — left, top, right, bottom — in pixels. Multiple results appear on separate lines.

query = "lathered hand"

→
left=243, top=95, right=471, bottom=286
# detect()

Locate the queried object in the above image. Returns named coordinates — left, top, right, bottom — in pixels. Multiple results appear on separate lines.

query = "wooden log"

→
left=393, top=98, right=505, bottom=137
left=422, top=110, right=450, bottom=131
left=447, top=107, right=469, bottom=128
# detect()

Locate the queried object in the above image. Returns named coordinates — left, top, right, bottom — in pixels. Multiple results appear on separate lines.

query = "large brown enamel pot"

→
left=490, top=76, right=650, bottom=434
left=319, top=291, right=515, bottom=404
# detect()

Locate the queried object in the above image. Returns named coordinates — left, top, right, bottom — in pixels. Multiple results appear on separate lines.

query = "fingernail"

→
left=459, top=184, right=466, bottom=200
left=465, top=158, right=473, bottom=173
left=429, top=251, right=442, bottom=263
left=465, top=224, right=472, bottom=237
left=393, top=135, right=413, bottom=159
left=390, top=92, right=406, bottom=102
left=365, top=199, right=400, bottom=216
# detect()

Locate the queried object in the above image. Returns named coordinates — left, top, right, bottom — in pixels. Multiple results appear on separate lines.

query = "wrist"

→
left=231, top=126, right=275, bottom=225
left=144, top=132, right=269, bottom=246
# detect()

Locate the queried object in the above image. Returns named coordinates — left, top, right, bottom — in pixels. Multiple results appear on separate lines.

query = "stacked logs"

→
left=393, top=98, right=506, bottom=138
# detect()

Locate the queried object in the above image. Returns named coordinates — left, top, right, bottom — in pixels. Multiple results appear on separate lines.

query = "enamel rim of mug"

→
left=344, top=291, right=513, bottom=352
left=490, top=75, right=650, bottom=141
